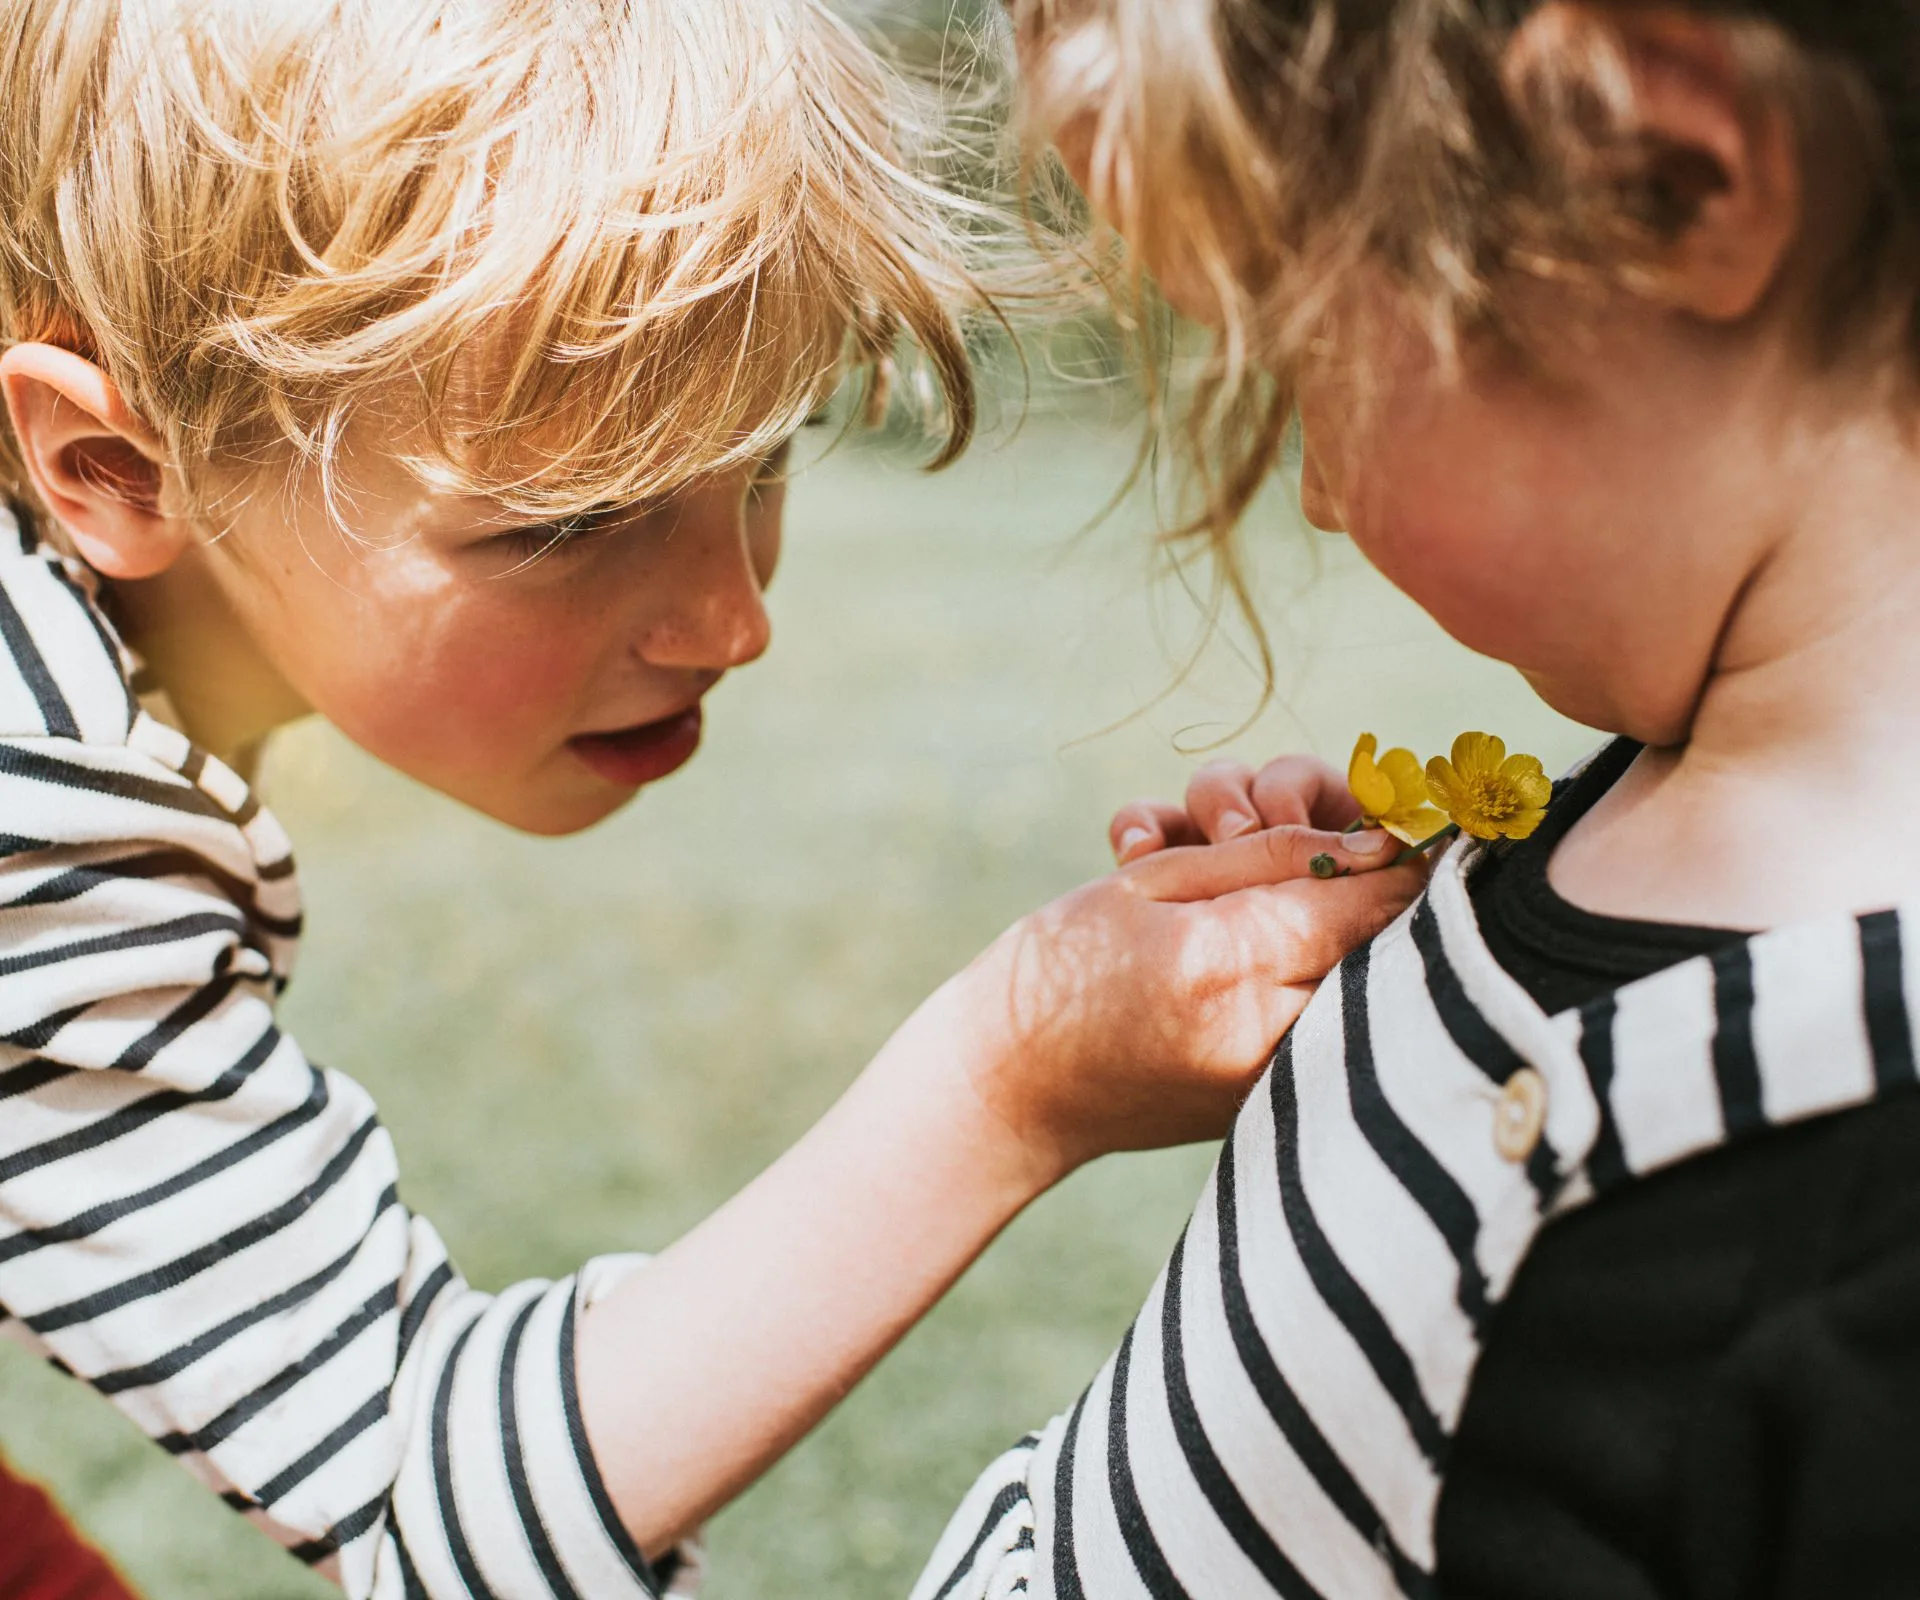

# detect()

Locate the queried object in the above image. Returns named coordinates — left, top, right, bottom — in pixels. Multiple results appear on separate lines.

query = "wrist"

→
left=868, top=951, right=1074, bottom=1211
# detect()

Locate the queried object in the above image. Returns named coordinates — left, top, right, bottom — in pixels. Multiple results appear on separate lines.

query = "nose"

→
left=636, top=511, right=773, bottom=671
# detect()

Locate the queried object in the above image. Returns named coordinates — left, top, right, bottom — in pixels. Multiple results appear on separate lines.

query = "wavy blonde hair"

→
left=1011, top=0, right=1918, bottom=590
left=0, top=0, right=991, bottom=525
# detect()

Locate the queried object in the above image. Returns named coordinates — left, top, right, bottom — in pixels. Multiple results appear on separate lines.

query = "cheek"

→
left=1334, top=409, right=1590, bottom=669
left=289, top=553, right=603, bottom=773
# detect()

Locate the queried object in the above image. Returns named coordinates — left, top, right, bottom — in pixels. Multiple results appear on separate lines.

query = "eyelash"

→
left=492, top=445, right=791, bottom=562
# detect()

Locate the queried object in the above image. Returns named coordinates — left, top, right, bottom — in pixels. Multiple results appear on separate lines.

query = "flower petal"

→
left=1451, top=731, right=1505, bottom=777
left=1426, top=756, right=1466, bottom=813
left=1498, top=759, right=1553, bottom=811
left=1496, top=806, right=1550, bottom=841
left=1378, top=747, right=1428, bottom=809
left=1349, top=741, right=1397, bottom=818
left=1384, top=805, right=1450, bottom=845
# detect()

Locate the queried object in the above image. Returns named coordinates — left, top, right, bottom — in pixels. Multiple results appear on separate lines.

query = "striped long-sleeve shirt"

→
left=0, top=520, right=692, bottom=1599
left=914, top=805, right=1920, bottom=1600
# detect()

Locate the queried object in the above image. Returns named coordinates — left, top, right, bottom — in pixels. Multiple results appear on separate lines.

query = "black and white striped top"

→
left=915, top=794, right=1920, bottom=1600
left=0, top=521, right=692, bottom=1600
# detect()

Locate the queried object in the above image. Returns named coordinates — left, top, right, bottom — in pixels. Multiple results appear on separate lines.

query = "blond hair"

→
left=0, top=0, right=989, bottom=525
left=1013, top=0, right=1919, bottom=568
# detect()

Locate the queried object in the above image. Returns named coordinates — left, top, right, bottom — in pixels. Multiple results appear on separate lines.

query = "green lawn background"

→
left=0, top=420, right=1591, bottom=1598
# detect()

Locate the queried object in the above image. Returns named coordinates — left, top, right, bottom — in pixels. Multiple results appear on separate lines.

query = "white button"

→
left=1494, top=1069, right=1548, bottom=1163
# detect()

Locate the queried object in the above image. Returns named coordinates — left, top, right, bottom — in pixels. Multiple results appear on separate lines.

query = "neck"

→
left=1553, top=407, right=1920, bottom=930
left=108, top=545, right=310, bottom=770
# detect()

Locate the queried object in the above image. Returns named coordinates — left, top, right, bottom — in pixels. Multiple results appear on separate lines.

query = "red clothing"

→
left=0, top=1459, right=138, bottom=1600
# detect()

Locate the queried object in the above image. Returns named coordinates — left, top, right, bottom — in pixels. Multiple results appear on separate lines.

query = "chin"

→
left=443, top=780, right=641, bottom=837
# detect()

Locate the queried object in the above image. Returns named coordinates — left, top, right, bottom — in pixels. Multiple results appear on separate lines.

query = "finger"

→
left=1124, top=823, right=1400, bottom=902
left=1222, top=865, right=1426, bottom=980
left=1184, top=760, right=1263, bottom=841
left=1248, top=755, right=1363, bottom=832
left=1109, top=801, right=1206, bottom=863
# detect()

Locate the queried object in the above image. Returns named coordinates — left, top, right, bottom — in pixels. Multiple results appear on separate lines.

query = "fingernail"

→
left=1117, top=826, right=1154, bottom=862
left=1219, top=810, right=1257, bottom=839
left=1309, top=853, right=1346, bottom=880
left=1344, top=830, right=1391, bottom=855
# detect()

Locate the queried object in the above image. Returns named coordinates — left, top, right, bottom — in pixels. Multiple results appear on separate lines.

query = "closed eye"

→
left=486, top=505, right=622, bottom=569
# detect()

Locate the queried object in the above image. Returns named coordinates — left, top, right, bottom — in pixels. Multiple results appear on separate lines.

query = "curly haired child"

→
left=0, top=2, right=1425, bottom=1596
left=919, top=2, right=1920, bottom=1596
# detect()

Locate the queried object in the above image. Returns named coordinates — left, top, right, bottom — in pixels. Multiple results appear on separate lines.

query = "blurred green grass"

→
left=0, top=420, right=1591, bottom=1598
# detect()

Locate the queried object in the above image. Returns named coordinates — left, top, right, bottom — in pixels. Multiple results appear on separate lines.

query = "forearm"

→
left=575, top=962, right=1048, bottom=1557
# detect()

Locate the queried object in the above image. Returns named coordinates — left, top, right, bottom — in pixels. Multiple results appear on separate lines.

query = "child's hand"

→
left=949, top=817, right=1419, bottom=1186
left=1109, top=754, right=1361, bottom=863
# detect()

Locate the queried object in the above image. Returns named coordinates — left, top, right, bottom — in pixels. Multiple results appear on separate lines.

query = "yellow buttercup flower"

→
left=1348, top=733, right=1450, bottom=845
left=1426, top=732, right=1552, bottom=841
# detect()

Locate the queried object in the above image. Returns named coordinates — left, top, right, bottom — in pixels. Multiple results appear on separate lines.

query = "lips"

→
left=567, top=706, right=704, bottom=788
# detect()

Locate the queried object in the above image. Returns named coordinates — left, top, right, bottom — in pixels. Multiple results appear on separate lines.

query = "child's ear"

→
left=0, top=343, right=189, bottom=578
left=1506, top=2, right=1801, bottom=322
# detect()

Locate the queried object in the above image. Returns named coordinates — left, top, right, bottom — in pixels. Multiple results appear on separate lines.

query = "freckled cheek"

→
left=314, top=595, right=603, bottom=774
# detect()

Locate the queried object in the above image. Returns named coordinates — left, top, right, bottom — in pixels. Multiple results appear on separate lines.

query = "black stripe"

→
left=498, top=1293, right=589, bottom=1600
left=1214, top=1135, right=1429, bottom=1594
left=157, top=1278, right=395, bottom=1456
left=0, top=1057, right=75, bottom=1101
left=3, top=852, right=302, bottom=939
left=389, top=1527, right=431, bottom=1600
left=0, top=574, right=80, bottom=739
left=398, top=1260, right=457, bottom=1371
left=557, top=1293, right=661, bottom=1591
left=3, top=1002, right=91, bottom=1051
left=1709, top=942, right=1766, bottom=1139
left=1160, top=1228, right=1323, bottom=1600
left=110, top=974, right=244, bottom=1073
left=1575, top=997, right=1631, bottom=1190
left=0, top=1020, right=280, bottom=1186
left=290, top=1490, right=390, bottom=1565
left=0, top=909, right=248, bottom=981
left=254, top=1389, right=388, bottom=1506
left=431, top=1316, right=508, bottom=1600
left=1340, top=950, right=1490, bottom=1331
left=1051, top=1387, right=1092, bottom=1600
left=1411, top=899, right=1561, bottom=1202
left=43, top=557, right=137, bottom=728
left=1409, top=899, right=1528, bottom=1085
left=1860, top=912, right=1917, bottom=1092
left=0, top=1063, right=328, bottom=1267
left=28, top=1113, right=380, bottom=1333
left=1105, top=1324, right=1190, bottom=1599
left=256, top=853, right=297, bottom=882
left=1269, top=1037, right=1448, bottom=1467
left=0, top=741, right=227, bottom=821
left=929, top=1479, right=1034, bottom=1600
left=0, top=834, right=52, bottom=858
left=90, top=1185, right=400, bottom=1393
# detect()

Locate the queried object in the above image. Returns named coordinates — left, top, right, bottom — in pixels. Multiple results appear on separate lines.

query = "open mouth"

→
left=567, top=706, right=704, bottom=789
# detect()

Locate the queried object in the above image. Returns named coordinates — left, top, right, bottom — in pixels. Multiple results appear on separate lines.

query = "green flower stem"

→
left=1394, top=824, right=1461, bottom=867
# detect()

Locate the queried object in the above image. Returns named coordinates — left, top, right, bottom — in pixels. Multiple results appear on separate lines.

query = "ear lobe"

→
left=0, top=343, right=188, bottom=578
left=1506, top=3, right=1802, bottom=322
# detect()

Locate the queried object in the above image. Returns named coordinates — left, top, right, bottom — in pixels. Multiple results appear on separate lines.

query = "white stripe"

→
left=511, top=1278, right=658, bottom=1599
left=1605, top=959, right=1725, bottom=1173
left=5, top=557, right=130, bottom=743
left=1752, top=917, right=1874, bottom=1122
left=1178, top=1165, right=1395, bottom=1598
left=1059, top=1356, right=1153, bottom=1600
left=1231, top=1042, right=1442, bottom=1568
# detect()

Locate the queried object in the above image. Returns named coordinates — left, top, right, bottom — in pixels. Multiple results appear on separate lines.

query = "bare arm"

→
left=577, top=822, right=1424, bottom=1555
